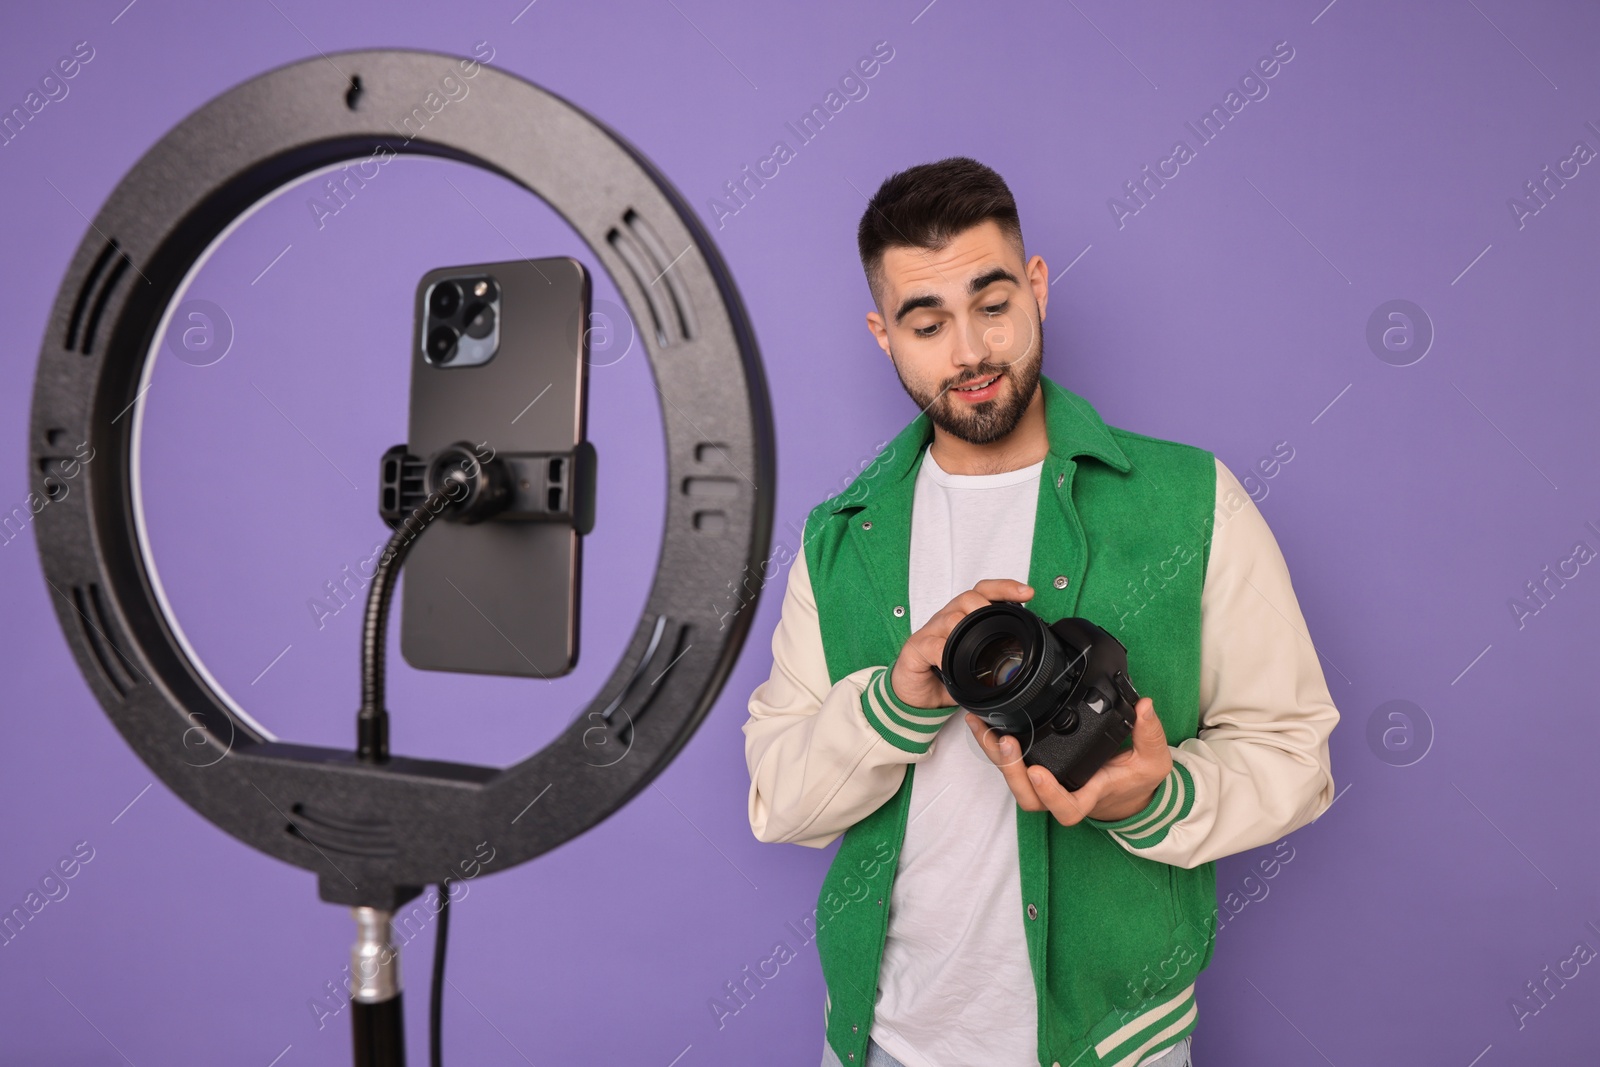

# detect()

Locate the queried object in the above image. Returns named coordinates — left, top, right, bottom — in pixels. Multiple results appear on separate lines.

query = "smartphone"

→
left=398, top=256, right=591, bottom=678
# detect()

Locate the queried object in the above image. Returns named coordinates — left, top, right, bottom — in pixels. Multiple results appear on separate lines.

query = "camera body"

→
left=937, top=603, right=1140, bottom=791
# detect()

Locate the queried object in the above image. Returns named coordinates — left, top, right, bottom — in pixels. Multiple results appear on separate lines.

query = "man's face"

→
left=865, top=219, right=1050, bottom=445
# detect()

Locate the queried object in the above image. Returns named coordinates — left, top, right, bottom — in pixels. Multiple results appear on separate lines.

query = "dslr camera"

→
left=935, top=602, right=1141, bottom=791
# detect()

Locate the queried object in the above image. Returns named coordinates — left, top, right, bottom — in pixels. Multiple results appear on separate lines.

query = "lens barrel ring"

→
left=943, top=603, right=1083, bottom=730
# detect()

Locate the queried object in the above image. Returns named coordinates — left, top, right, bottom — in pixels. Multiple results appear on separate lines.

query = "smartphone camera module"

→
left=422, top=275, right=501, bottom=367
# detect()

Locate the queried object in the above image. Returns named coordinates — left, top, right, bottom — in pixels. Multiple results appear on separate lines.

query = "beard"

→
left=890, top=312, right=1044, bottom=446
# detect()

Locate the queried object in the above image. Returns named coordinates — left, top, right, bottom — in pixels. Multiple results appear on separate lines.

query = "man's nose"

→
left=953, top=313, right=991, bottom=370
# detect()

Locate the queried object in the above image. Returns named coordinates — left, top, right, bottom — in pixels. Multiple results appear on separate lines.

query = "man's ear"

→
left=865, top=309, right=891, bottom=358
left=1027, top=254, right=1049, bottom=322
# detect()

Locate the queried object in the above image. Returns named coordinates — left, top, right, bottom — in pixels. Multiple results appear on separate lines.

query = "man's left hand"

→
left=965, top=698, right=1174, bottom=826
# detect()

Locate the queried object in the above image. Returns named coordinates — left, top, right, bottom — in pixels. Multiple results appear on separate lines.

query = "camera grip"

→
left=1016, top=689, right=1137, bottom=791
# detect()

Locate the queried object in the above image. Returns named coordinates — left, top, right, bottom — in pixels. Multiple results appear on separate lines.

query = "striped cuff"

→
left=1090, top=983, right=1198, bottom=1067
left=859, top=666, right=959, bottom=754
left=1088, top=758, right=1195, bottom=849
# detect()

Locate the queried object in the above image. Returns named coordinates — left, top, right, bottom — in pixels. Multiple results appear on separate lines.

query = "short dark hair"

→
left=856, top=156, right=1024, bottom=307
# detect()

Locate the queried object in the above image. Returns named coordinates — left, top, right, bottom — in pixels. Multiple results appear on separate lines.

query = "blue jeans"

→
left=850, top=1034, right=1193, bottom=1067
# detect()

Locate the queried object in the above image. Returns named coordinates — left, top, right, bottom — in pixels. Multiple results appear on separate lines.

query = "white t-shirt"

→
left=871, top=445, right=1175, bottom=1067
left=871, top=444, right=1044, bottom=1067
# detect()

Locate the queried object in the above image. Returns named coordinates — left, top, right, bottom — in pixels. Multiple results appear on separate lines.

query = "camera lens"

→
left=426, top=324, right=460, bottom=363
left=971, top=633, right=1027, bottom=688
left=462, top=302, right=496, bottom=339
left=940, top=602, right=1078, bottom=735
left=942, top=604, right=1138, bottom=792
left=429, top=281, right=462, bottom=319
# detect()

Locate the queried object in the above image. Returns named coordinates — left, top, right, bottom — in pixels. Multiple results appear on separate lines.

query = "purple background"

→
left=3, top=1, right=1598, bottom=1063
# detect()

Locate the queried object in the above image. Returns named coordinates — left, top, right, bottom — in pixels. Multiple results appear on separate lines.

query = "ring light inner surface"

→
left=130, top=154, right=667, bottom=766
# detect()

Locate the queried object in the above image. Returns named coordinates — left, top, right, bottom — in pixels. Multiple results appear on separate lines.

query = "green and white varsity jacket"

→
left=743, top=375, right=1338, bottom=1067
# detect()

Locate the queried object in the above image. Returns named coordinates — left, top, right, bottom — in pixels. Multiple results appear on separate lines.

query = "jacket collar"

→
left=825, top=374, right=1130, bottom=515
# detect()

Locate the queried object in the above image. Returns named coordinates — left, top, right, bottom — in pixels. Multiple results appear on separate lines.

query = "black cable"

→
left=431, top=880, right=451, bottom=1067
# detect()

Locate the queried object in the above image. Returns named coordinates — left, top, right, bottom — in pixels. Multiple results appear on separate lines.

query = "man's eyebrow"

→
left=967, top=267, right=1019, bottom=294
left=893, top=293, right=941, bottom=325
left=893, top=267, right=1021, bottom=325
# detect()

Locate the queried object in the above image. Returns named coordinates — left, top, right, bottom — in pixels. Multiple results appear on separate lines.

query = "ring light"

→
left=27, top=48, right=775, bottom=916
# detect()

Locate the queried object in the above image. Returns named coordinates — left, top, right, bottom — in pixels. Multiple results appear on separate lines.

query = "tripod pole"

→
left=350, top=906, right=406, bottom=1067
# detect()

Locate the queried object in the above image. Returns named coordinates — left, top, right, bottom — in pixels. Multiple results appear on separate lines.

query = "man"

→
left=742, top=157, right=1338, bottom=1067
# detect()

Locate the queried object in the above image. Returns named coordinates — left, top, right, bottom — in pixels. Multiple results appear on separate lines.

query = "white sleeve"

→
left=1089, top=456, right=1340, bottom=867
left=742, top=546, right=960, bottom=848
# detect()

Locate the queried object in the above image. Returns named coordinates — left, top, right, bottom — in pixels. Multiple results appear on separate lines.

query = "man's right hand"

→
left=888, top=579, right=1035, bottom=709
